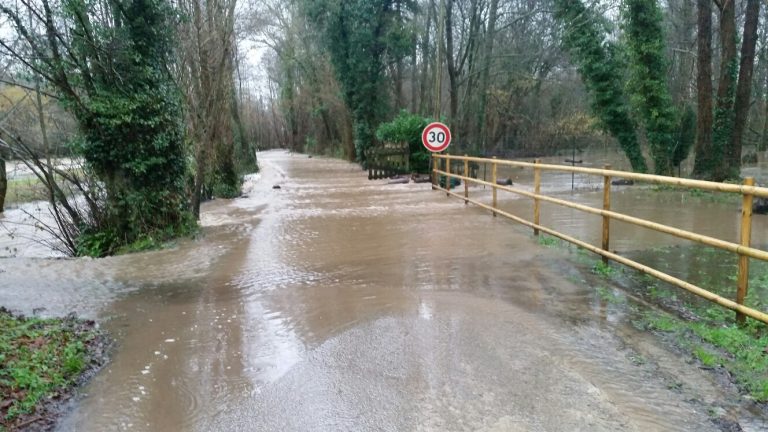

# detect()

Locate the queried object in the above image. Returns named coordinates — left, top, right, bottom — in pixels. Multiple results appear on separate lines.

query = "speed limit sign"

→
left=421, top=122, right=452, bottom=152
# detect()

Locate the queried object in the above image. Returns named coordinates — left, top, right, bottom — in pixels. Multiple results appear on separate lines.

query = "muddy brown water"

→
left=0, top=150, right=767, bottom=431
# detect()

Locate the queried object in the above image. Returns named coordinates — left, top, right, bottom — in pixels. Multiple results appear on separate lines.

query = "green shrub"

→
left=376, top=110, right=435, bottom=173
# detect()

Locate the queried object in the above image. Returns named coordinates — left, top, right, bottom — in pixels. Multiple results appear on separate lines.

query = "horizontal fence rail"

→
left=432, top=153, right=768, bottom=325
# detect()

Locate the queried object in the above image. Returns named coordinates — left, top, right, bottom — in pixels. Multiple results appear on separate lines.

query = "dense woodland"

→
left=0, top=0, right=766, bottom=255
left=253, top=0, right=767, bottom=180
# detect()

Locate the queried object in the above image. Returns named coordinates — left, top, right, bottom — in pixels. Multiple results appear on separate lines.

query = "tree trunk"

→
left=0, top=157, right=6, bottom=213
left=395, top=59, right=404, bottom=110
left=762, top=66, right=768, bottom=151
left=670, top=0, right=695, bottom=105
left=418, top=1, right=434, bottom=115
left=692, top=0, right=715, bottom=178
left=729, top=0, right=760, bottom=174
left=457, top=0, right=482, bottom=152
left=762, top=116, right=768, bottom=151
left=623, top=0, right=676, bottom=175
left=410, top=34, right=419, bottom=113
left=444, top=0, right=458, bottom=124
left=191, top=142, right=208, bottom=219
left=476, top=0, right=499, bottom=154
left=231, top=89, right=255, bottom=171
left=394, top=1, right=404, bottom=110
left=711, top=0, right=737, bottom=180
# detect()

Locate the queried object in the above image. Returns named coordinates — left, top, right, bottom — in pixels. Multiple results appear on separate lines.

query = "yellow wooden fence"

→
left=432, top=153, right=768, bottom=324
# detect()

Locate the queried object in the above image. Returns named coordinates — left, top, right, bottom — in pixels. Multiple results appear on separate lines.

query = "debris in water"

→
left=387, top=176, right=409, bottom=185
left=611, top=178, right=634, bottom=186
left=411, top=173, right=431, bottom=183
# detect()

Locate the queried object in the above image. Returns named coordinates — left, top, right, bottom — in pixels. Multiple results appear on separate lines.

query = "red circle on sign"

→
left=422, top=122, right=452, bottom=152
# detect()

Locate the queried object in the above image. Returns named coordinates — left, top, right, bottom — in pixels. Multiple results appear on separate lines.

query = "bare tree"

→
left=176, top=0, right=240, bottom=217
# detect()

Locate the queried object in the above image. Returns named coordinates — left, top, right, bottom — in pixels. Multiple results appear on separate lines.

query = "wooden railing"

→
left=432, top=153, right=768, bottom=324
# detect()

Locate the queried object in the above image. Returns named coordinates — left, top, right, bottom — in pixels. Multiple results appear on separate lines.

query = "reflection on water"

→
left=0, top=150, right=764, bottom=430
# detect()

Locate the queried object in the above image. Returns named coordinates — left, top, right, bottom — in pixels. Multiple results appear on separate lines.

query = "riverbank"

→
left=0, top=309, right=109, bottom=431
left=3, top=177, right=47, bottom=209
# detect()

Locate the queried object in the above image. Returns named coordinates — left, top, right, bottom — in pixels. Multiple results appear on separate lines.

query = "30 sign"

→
left=421, top=122, right=452, bottom=152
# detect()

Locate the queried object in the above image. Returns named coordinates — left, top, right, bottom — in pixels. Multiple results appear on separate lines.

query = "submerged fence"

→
left=432, top=153, right=768, bottom=324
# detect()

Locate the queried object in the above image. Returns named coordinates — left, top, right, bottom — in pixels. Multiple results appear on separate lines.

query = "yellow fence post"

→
left=602, top=164, right=612, bottom=264
left=431, top=153, right=438, bottom=190
left=464, top=155, right=469, bottom=204
left=737, top=177, right=756, bottom=324
left=445, top=153, right=451, bottom=196
left=491, top=156, right=498, bottom=217
left=533, top=158, right=541, bottom=235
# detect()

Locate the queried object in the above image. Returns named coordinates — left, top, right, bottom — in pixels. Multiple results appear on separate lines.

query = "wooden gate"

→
left=365, top=142, right=409, bottom=180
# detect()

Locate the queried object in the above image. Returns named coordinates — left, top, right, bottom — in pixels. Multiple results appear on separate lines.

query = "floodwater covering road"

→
left=0, top=150, right=766, bottom=431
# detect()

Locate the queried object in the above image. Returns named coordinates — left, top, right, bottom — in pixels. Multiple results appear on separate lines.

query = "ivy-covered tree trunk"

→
left=712, top=0, right=738, bottom=181
left=1, top=0, right=193, bottom=255
left=231, top=90, right=257, bottom=173
left=762, top=70, right=768, bottom=151
left=692, top=0, right=714, bottom=179
left=673, top=106, right=696, bottom=172
left=553, top=0, right=648, bottom=173
left=303, top=0, right=412, bottom=165
left=211, top=126, right=239, bottom=198
left=623, top=0, right=677, bottom=175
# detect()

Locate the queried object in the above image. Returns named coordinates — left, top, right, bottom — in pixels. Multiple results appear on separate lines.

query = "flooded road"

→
left=0, top=150, right=765, bottom=431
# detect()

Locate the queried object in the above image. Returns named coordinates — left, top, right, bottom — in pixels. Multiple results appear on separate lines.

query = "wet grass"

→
left=592, top=247, right=768, bottom=401
left=537, top=235, right=560, bottom=248
left=0, top=309, right=106, bottom=430
left=594, top=286, right=625, bottom=305
left=4, top=166, right=87, bottom=208
left=550, top=240, right=768, bottom=401
left=591, top=261, right=616, bottom=277
left=637, top=307, right=768, bottom=401
left=649, top=184, right=743, bottom=205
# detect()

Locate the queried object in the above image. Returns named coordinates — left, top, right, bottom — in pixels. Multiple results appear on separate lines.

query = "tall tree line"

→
left=255, top=0, right=768, bottom=181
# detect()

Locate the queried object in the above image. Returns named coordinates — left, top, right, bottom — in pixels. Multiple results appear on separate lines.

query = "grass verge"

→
left=580, top=248, right=768, bottom=402
left=634, top=306, right=768, bottom=402
left=0, top=308, right=108, bottom=430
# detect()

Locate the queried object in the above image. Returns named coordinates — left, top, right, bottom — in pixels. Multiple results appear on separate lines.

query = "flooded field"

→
left=0, top=150, right=766, bottom=431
